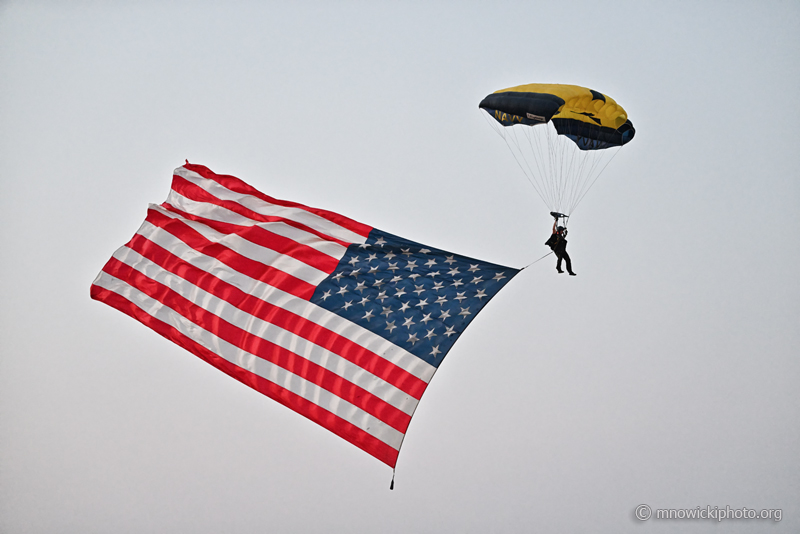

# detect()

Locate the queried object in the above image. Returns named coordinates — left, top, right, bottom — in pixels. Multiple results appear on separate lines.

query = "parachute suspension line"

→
left=482, top=110, right=538, bottom=199
left=506, top=125, right=549, bottom=206
left=544, top=123, right=562, bottom=211
left=543, top=124, right=557, bottom=209
left=547, top=125, right=562, bottom=209
left=571, top=145, right=622, bottom=214
left=524, top=124, right=554, bottom=208
left=559, top=129, right=577, bottom=212
left=566, top=143, right=596, bottom=214
left=486, top=111, right=551, bottom=209
left=481, top=111, right=542, bottom=202
left=558, top=126, right=574, bottom=213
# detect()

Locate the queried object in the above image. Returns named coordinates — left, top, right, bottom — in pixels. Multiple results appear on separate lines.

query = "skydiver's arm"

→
left=552, top=220, right=557, bottom=234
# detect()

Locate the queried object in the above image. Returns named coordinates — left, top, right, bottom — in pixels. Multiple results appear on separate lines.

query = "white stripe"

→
left=93, top=271, right=404, bottom=450
left=137, top=219, right=437, bottom=383
left=111, top=245, right=419, bottom=416
left=149, top=204, right=329, bottom=286
left=164, top=191, right=347, bottom=260
left=175, top=166, right=367, bottom=245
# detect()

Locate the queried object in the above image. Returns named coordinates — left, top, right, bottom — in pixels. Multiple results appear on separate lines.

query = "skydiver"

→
left=545, top=213, right=576, bottom=276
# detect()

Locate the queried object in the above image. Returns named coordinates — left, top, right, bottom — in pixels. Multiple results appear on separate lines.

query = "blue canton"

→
left=310, top=229, right=519, bottom=368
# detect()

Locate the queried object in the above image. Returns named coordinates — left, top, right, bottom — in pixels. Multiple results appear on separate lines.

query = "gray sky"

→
left=1, top=1, right=798, bottom=532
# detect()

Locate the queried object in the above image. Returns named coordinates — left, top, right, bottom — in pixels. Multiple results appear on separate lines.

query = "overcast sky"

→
left=1, top=2, right=798, bottom=533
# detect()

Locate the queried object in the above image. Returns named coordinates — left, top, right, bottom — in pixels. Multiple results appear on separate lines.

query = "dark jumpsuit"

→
left=545, top=231, right=574, bottom=275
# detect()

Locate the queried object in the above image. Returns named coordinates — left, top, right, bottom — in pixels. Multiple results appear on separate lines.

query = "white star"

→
left=362, top=310, right=375, bottom=321
left=419, top=248, right=431, bottom=254
left=375, top=237, right=387, bottom=247
left=475, top=289, right=487, bottom=300
left=448, top=267, right=460, bottom=276
left=454, top=292, right=467, bottom=302
left=381, top=306, right=393, bottom=317
left=451, top=279, right=464, bottom=288
left=407, top=333, right=419, bottom=345
left=493, top=272, right=507, bottom=282
left=459, top=307, right=471, bottom=317
left=349, top=268, right=361, bottom=278
left=387, top=262, right=399, bottom=272
left=470, top=276, right=484, bottom=285
left=468, top=264, right=481, bottom=273
left=430, top=345, right=442, bottom=358
left=413, top=284, right=426, bottom=295
left=359, top=296, right=370, bottom=306
left=385, top=320, right=397, bottom=333
left=358, top=242, right=371, bottom=249
left=366, top=253, right=378, bottom=262
left=408, top=273, right=421, bottom=280
left=348, top=256, right=360, bottom=266
left=384, top=251, right=396, bottom=260
left=444, top=255, right=457, bottom=265
left=355, top=281, right=367, bottom=292
left=428, top=271, right=441, bottom=279
left=342, top=300, right=354, bottom=310
left=376, top=291, right=389, bottom=302
left=432, top=281, right=444, bottom=291
left=401, top=248, right=413, bottom=257
left=332, top=272, right=345, bottom=282
left=443, top=326, right=456, bottom=337
left=373, top=278, right=385, bottom=288
left=416, top=298, right=429, bottom=309
left=439, top=309, right=451, bottom=320
left=320, top=290, right=332, bottom=301
left=394, top=287, right=407, bottom=298
left=399, top=302, right=411, bottom=312
left=435, top=296, right=448, bottom=306
left=368, top=265, right=379, bottom=274
left=424, top=328, right=436, bottom=340
left=406, top=260, right=418, bottom=271
left=402, top=317, right=416, bottom=329
left=336, top=285, right=349, bottom=296
left=420, top=313, right=433, bottom=324
left=390, top=275, right=403, bottom=284
left=424, top=258, right=437, bottom=267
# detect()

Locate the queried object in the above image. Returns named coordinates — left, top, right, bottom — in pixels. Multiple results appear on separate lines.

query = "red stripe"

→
left=180, top=165, right=372, bottom=238
left=90, top=283, right=399, bottom=467
left=170, top=176, right=356, bottom=249
left=100, top=258, right=413, bottom=434
left=125, top=233, right=428, bottom=400
left=144, top=208, right=317, bottom=300
left=161, top=201, right=340, bottom=273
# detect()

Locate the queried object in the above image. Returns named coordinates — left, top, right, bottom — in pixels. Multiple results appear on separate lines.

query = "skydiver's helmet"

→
left=557, top=226, right=567, bottom=237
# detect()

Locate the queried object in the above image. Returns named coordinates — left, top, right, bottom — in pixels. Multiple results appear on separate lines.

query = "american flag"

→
left=91, top=163, right=519, bottom=468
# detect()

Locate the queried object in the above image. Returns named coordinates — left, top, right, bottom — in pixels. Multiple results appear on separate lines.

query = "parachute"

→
left=479, top=83, right=635, bottom=219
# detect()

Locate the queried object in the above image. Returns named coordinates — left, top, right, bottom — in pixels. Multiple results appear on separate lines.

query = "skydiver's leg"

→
left=556, top=253, right=564, bottom=273
left=563, top=251, right=575, bottom=275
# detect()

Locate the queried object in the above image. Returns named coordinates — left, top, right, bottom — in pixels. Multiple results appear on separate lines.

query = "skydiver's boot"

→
left=569, top=271, right=576, bottom=276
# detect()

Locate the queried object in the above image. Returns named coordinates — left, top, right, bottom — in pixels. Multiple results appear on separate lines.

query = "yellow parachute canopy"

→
left=480, top=83, right=635, bottom=214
